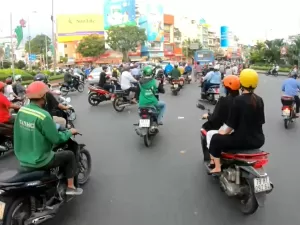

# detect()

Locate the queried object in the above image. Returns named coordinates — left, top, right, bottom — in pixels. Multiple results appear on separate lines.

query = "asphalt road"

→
left=1, top=73, right=300, bottom=225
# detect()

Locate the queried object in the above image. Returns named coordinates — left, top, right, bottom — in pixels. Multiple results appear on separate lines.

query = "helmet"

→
left=214, top=65, right=220, bottom=70
left=5, top=77, right=13, bottom=84
left=223, top=75, right=240, bottom=91
left=240, top=69, right=259, bottom=89
left=102, top=66, right=108, bottom=71
left=208, top=62, right=213, bottom=66
left=143, top=66, right=153, bottom=77
left=0, top=82, right=6, bottom=90
left=34, top=74, right=48, bottom=83
left=15, top=75, right=22, bottom=81
left=26, top=81, right=49, bottom=99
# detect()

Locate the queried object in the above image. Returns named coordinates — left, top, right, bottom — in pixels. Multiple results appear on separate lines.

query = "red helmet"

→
left=26, top=81, right=49, bottom=99
left=5, top=77, right=13, bottom=84
left=0, top=82, right=6, bottom=90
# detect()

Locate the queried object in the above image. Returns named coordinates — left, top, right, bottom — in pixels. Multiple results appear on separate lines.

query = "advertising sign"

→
left=103, top=0, right=136, bottom=30
left=138, top=3, right=164, bottom=42
left=220, top=26, right=229, bottom=48
left=56, top=14, right=104, bottom=43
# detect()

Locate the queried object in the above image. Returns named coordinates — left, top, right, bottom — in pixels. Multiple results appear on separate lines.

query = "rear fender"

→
left=140, top=127, right=148, bottom=136
left=240, top=166, right=267, bottom=207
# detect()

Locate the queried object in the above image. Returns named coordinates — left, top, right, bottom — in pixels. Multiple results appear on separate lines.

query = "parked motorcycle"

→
left=0, top=133, right=91, bottom=225
left=134, top=107, right=161, bottom=147
left=281, top=96, right=296, bottom=129
left=197, top=104, right=273, bottom=214
left=60, top=77, right=84, bottom=96
left=87, top=85, right=115, bottom=106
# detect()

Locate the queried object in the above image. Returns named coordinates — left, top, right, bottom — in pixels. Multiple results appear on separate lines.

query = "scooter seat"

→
left=139, top=106, right=158, bottom=114
left=209, top=85, right=220, bottom=88
left=0, top=170, right=47, bottom=184
left=281, top=96, right=294, bottom=101
left=223, top=148, right=263, bottom=155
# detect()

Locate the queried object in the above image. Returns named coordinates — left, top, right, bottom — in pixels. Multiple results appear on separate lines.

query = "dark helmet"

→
left=34, top=74, right=48, bottom=84
left=102, top=66, right=108, bottom=71
left=174, top=65, right=178, bottom=68
left=5, top=77, right=13, bottom=84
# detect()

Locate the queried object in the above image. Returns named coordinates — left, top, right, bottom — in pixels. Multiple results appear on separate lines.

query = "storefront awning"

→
left=129, top=56, right=143, bottom=62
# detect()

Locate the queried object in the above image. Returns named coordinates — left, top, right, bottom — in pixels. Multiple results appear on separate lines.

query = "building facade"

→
left=163, top=14, right=174, bottom=59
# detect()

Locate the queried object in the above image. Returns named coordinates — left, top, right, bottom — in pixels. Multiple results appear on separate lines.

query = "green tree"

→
left=0, top=47, right=4, bottom=68
left=264, top=39, right=284, bottom=63
left=25, top=34, right=51, bottom=55
left=106, top=26, right=147, bottom=62
left=249, top=41, right=266, bottom=64
left=287, top=37, right=300, bottom=65
left=76, top=35, right=106, bottom=57
left=16, top=60, right=26, bottom=69
left=182, top=38, right=203, bottom=58
left=59, top=56, right=68, bottom=63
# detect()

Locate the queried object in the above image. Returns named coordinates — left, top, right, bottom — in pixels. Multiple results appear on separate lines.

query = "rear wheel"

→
left=60, top=86, right=69, bottom=96
left=113, top=97, right=126, bottom=112
left=172, top=90, right=178, bottom=96
left=284, top=119, right=289, bottom=129
left=239, top=178, right=259, bottom=215
left=88, top=93, right=101, bottom=106
left=78, top=148, right=92, bottom=185
left=77, top=83, right=84, bottom=93
left=3, top=197, right=31, bottom=225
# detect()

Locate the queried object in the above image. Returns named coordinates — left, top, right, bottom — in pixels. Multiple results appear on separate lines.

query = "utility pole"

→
left=45, top=35, right=48, bottom=70
left=10, top=13, right=15, bottom=76
left=51, top=0, right=57, bottom=75
left=28, top=16, right=32, bottom=70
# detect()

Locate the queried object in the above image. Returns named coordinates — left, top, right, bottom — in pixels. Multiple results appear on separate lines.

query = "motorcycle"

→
left=59, top=77, right=84, bottom=96
left=112, top=87, right=136, bottom=112
left=87, top=85, right=115, bottom=106
left=265, top=68, right=278, bottom=77
left=0, top=133, right=91, bottom=225
left=170, top=79, right=183, bottom=96
left=200, top=79, right=220, bottom=105
left=134, top=107, right=161, bottom=147
left=0, top=123, right=13, bottom=156
left=183, top=71, right=192, bottom=84
left=281, top=96, right=296, bottom=129
left=198, top=104, right=273, bottom=214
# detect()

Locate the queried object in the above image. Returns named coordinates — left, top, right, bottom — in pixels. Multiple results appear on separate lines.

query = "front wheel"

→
left=88, top=93, right=101, bottom=106
left=3, top=197, right=31, bottom=225
left=143, top=132, right=152, bottom=147
left=77, top=83, right=84, bottom=93
left=239, top=178, right=259, bottom=215
left=78, top=148, right=92, bottom=185
left=113, top=97, right=126, bottom=112
left=172, top=90, right=178, bottom=96
left=60, top=86, right=69, bottom=96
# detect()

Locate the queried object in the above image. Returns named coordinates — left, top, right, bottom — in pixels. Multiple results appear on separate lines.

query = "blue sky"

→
left=1, top=0, right=300, bottom=45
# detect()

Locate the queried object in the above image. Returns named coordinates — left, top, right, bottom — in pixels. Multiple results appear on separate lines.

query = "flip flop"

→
left=207, top=171, right=221, bottom=176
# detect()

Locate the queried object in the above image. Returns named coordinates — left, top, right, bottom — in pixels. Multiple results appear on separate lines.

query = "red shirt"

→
left=0, top=93, right=11, bottom=123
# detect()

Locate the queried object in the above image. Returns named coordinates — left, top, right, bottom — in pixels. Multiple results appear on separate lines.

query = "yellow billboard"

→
left=56, top=14, right=104, bottom=43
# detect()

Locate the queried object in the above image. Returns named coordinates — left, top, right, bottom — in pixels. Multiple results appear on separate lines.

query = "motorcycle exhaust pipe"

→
left=31, top=215, right=54, bottom=224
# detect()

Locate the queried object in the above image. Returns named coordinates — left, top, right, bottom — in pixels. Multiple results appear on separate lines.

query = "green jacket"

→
left=171, top=68, right=181, bottom=79
left=138, top=78, right=158, bottom=107
left=14, top=103, right=72, bottom=168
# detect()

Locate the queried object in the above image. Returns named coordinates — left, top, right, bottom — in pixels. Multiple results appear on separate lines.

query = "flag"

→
left=14, top=26, right=23, bottom=49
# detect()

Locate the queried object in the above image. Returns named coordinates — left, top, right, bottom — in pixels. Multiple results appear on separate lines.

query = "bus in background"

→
left=194, top=50, right=214, bottom=65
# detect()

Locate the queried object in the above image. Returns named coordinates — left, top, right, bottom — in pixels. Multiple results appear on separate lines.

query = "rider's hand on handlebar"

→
left=69, top=128, right=78, bottom=135
left=202, top=113, right=208, bottom=119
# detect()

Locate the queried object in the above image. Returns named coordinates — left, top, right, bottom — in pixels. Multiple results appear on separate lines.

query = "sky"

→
left=0, top=0, right=300, bottom=45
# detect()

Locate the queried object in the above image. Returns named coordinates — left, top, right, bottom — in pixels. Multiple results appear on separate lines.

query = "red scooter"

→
left=87, top=85, right=115, bottom=106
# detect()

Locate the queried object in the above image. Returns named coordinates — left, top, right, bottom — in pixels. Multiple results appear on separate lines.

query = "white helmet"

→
left=208, top=62, right=213, bottom=66
left=214, top=64, right=220, bottom=70
left=14, top=74, right=22, bottom=81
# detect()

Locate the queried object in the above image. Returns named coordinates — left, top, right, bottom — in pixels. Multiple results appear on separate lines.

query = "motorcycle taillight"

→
left=141, top=114, right=148, bottom=119
left=282, top=106, right=291, bottom=110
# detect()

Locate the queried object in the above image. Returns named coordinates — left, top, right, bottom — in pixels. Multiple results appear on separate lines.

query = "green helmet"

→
left=143, top=66, right=153, bottom=77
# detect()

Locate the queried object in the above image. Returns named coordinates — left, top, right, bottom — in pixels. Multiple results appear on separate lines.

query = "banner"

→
left=56, top=14, right=104, bottom=42
left=220, top=26, right=229, bottom=48
left=103, top=0, right=136, bottom=30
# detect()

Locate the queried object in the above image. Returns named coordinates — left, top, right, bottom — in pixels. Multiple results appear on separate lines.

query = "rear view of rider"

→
left=164, top=62, right=173, bottom=76
left=0, top=82, right=20, bottom=124
left=64, top=69, right=75, bottom=89
left=14, top=81, right=82, bottom=195
left=13, top=75, right=26, bottom=97
left=120, top=65, right=138, bottom=103
left=137, top=66, right=166, bottom=125
left=4, top=77, right=19, bottom=102
left=282, top=72, right=300, bottom=117
left=203, top=65, right=221, bottom=93
left=170, top=65, right=181, bottom=80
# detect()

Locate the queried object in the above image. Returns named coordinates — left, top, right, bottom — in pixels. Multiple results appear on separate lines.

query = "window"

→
left=164, top=45, right=173, bottom=51
left=164, top=25, right=170, bottom=32
left=65, top=54, right=68, bottom=57
left=150, top=42, right=161, bottom=48
left=64, top=44, right=67, bottom=48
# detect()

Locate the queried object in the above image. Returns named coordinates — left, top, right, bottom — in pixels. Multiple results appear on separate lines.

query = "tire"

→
left=3, top=197, right=31, bottom=225
left=88, top=93, right=101, bottom=106
left=143, top=132, right=152, bottom=147
left=77, top=83, right=84, bottom=93
left=239, top=178, right=259, bottom=215
left=284, top=119, right=289, bottom=129
left=172, top=90, right=178, bottom=96
left=187, top=80, right=191, bottom=84
left=78, top=148, right=92, bottom=185
left=60, top=86, right=69, bottom=96
left=113, top=97, right=126, bottom=112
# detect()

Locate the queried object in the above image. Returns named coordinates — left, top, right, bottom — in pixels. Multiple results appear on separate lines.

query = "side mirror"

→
left=196, top=103, right=205, bottom=110
left=66, top=97, right=71, bottom=103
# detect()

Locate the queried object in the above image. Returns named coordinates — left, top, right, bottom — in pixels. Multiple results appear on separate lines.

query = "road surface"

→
left=1, top=74, right=299, bottom=225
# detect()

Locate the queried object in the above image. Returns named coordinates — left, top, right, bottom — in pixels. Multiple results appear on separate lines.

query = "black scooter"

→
left=0, top=133, right=91, bottom=225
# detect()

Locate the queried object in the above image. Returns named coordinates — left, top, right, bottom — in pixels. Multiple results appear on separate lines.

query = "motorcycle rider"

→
left=4, top=77, right=19, bottom=102
left=137, top=66, right=166, bottom=125
left=164, top=62, right=173, bottom=77
left=184, top=63, right=192, bottom=75
left=64, top=68, right=76, bottom=89
left=202, top=65, right=221, bottom=93
left=33, top=74, right=71, bottom=127
left=201, top=75, right=240, bottom=152
left=0, top=82, right=20, bottom=124
left=99, top=66, right=115, bottom=93
left=170, top=64, right=181, bottom=80
left=13, top=75, right=26, bottom=97
left=14, top=81, right=82, bottom=195
left=112, top=66, right=120, bottom=78
left=281, top=72, right=300, bottom=117
left=120, top=65, right=138, bottom=103
left=208, top=69, right=265, bottom=174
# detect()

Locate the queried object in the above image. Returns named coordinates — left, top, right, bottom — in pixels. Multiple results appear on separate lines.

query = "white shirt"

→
left=4, top=85, right=14, bottom=101
left=232, top=66, right=238, bottom=75
left=203, top=71, right=214, bottom=81
left=120, top=71, right=137, bottom=90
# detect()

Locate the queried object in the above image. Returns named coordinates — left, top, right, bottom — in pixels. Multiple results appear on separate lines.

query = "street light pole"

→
left=51, top=0, right=57, bottom=75
left=10, top=12, right=15, bottom=76
left=45, top=35, right=48, bottom=70
left=28, top=16, right=32, bottom=70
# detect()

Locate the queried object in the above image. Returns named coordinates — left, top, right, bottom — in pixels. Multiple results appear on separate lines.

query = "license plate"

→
left=0, top=201, right=5, bottom=220
left=174, top=84, right=178, bottom=88
left=215, top=94, right=220, bottom=100
left=282, top=110, right=290, bottom=116
left=254, top=177, right=271, bottom=193
left=139, top=119, right=150, bottom=127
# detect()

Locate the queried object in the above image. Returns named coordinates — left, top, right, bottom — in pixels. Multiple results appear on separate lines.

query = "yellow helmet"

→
left=239, top=69, right=259, bottom=89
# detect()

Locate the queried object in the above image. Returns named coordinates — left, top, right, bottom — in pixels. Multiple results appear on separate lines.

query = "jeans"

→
left=103, top=84, right=115, bottom=93
left=155, top=101, right=166, bottom=122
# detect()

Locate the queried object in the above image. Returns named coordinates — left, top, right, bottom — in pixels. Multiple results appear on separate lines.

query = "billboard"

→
left=56, top=14, right=104, bottom=43
left=220, top=26, right=229, bottom=48
left=138, top=3, right=164, bottom=42
left=103, top=0, right=136, bottom=30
